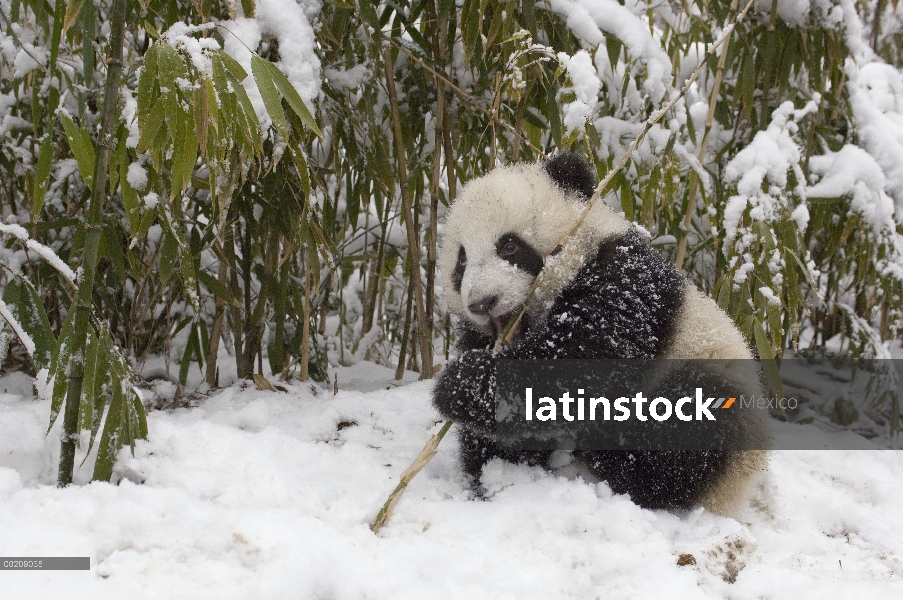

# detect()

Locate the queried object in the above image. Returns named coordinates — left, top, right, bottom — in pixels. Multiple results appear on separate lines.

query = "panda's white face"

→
left=439, top=162, right=617, bottom=338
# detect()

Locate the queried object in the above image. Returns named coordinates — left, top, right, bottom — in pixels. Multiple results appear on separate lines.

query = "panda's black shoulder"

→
left=548, top=227, right=687, bottom=359
left=543, top=153, right=596, bottom=201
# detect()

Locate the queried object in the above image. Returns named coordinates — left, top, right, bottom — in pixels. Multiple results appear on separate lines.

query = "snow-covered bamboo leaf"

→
left=60, top=114, right=96, bottom=190
left=1, top=278, right=55, bottom=370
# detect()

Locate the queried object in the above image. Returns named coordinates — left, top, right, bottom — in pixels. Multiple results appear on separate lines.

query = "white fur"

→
left=439, top=162, right=627, bottom=327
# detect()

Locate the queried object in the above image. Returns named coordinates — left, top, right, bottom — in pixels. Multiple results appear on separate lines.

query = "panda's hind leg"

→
left=580, top=450, right=731, bottom=511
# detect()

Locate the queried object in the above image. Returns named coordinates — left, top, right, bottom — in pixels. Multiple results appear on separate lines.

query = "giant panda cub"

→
left=432, top=153, right=767, bottom=515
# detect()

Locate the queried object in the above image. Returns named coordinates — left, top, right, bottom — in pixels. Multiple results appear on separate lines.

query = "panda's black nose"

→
left=468, top=295, right=498, bottom=316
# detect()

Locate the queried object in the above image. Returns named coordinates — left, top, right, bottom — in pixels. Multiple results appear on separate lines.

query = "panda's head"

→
left=439, top=153, right=629, bottom=339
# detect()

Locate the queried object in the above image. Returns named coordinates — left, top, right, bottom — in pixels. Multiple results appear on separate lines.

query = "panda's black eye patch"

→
left=496, top=233, right=543, bottom=277
left=452, top=246, right=466, bottom=292
left=500, top=241, right=518, bottom=257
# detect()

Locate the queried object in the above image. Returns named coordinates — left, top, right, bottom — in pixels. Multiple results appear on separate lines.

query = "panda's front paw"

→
left=468, top=477, right=489, bottom=501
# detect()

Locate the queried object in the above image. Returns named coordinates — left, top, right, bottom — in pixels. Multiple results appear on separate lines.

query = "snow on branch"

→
left=544, top=0, right=673, bottom=102
left=0, top=222, right=77, bottom=283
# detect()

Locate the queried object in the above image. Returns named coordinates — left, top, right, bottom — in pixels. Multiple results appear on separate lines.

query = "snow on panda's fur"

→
left=432, top=153, right=768, bottom=515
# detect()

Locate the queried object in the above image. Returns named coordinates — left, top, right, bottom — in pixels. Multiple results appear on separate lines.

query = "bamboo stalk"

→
left=394, top=256, right=413, bottom=380
left=425, top=9, right=447, bottom=370
left=674, top=0, right=740, bottom=271
left=204, top=253, right=227, bottom=387
left=58, top=0, right=127, bottom=486
left=371, top=420, right=453, bottom=533
left=301, top=248, right=311, bottom=381
left=382, top=44, right=433, bottom=380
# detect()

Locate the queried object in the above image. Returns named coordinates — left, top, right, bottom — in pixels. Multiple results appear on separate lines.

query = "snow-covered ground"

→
left=0, top=362, right=901, bottom=598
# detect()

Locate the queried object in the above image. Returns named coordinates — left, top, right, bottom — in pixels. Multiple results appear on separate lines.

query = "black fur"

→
left=495, top=233, right=543, bottom=277
left=543, top=153, right=596, bottom=201
left=433, top=228, right=735, bottom=509
left=452, top=246, right=466, bottom=293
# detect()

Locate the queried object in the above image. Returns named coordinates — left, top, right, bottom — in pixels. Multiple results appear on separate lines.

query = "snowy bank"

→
left=0, top=363, right=901, bottom=598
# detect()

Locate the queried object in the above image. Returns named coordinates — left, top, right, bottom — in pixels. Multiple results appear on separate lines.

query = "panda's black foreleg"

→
left=457, top=427, right=553, bottom=498
left=580, top=449, right=730, bottom=510
left=457, top=427, right=497, bottom=497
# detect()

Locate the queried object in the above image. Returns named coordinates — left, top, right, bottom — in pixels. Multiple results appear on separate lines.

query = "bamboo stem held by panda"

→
left=493, top=0, right=757, bottom=351
left=371, top=420, right=453, bottom=533
left=382, top=44, right=434, bottom=380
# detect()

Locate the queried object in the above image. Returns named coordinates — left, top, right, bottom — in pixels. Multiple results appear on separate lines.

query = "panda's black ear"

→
left=543, top=153, right=596, bottom=201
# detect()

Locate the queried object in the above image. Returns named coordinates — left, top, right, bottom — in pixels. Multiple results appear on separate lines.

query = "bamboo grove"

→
left=1, top=0, right=902, bottom=483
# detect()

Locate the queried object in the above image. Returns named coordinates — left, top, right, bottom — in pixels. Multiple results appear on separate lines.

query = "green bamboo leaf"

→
left=119, top=163, right=140, bottom=233
left=92, top=376, right=124, bottom=482
left=47, top=307, right=77, bottom=432
left=217, top=50, right=248, bottom=81
left=606, top=35, right=622, bottom=70
left=753, top=318, right=783, bottom=398
left=48, top=0, right=66, bottom=75
left=156, top=43, right=190, bottom=93
left=157, top=203, right=200, bottom=310
left=225, top=68, right=263, bottom=149
left=251, top=54, right=288, bottom=139
left=179, top=324, right=200, bottom=385
left=32, top=133, right=53, bottom=216
left=62, top=0, right=86, bottom=37
left=197, top=269, right=242, bottom=309
left=60, top=114, right=96, bottom=190
left=462, top=0, right=481, bottom=65
left=81, top=366, right=109, bottom=464
left=766, top=296, right=783, bottom=352
left=289, top=144, right=310, bottom=195
left=159, top=231, right=178, bottom=285
left=137, top=100, right=167, bottom=155
left=137, top=44, right=160, bottom=124
left=82, top=329, right=113, bottom=462
left=102, top=225, right=129, bottom=283
left=259, top=58, right=322, bottom=136
left=78, top=329, right=99, bottom=433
